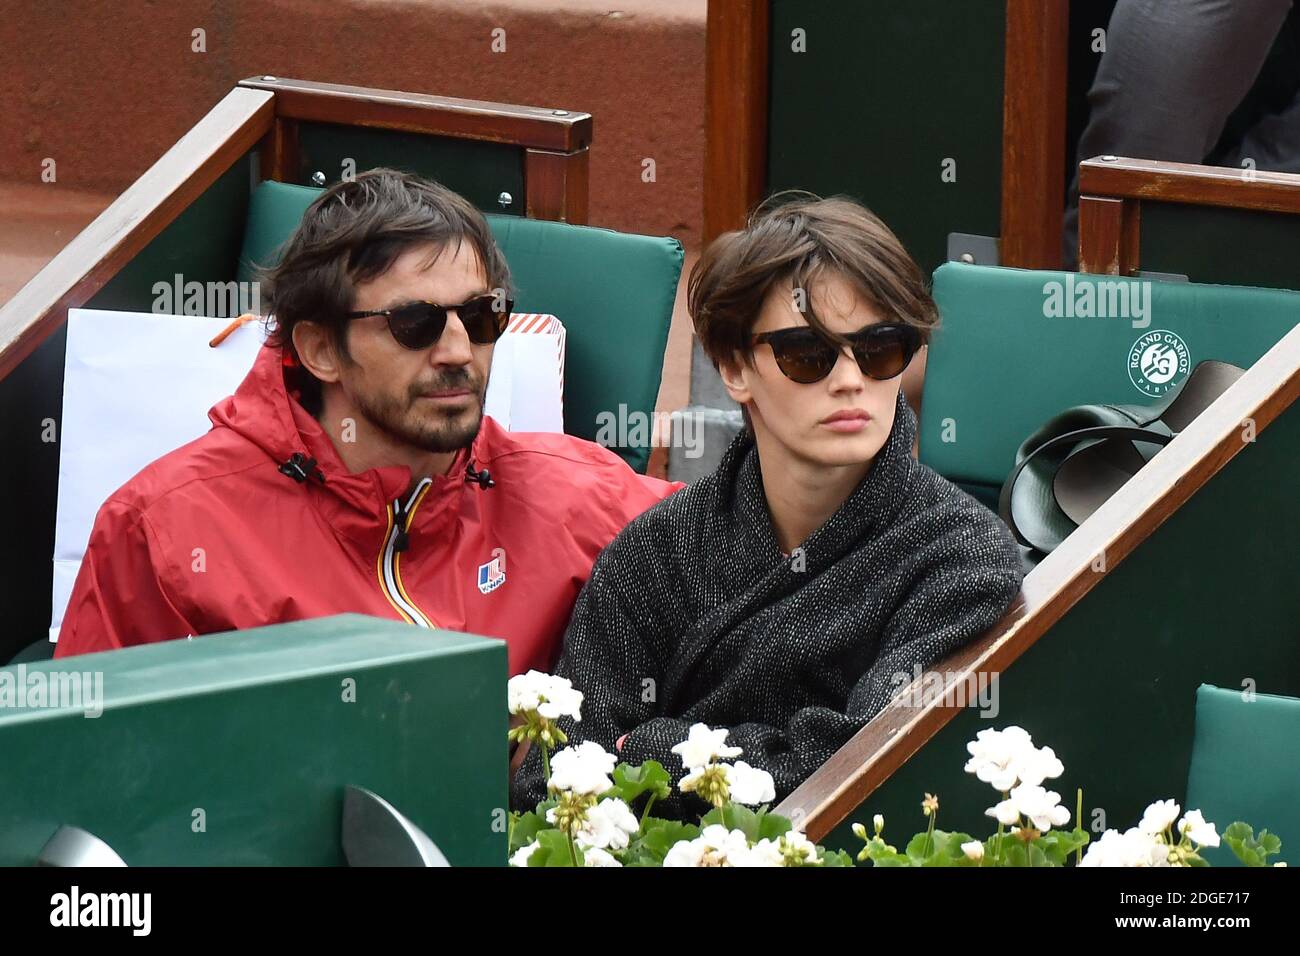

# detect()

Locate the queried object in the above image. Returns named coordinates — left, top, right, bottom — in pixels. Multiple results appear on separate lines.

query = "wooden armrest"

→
left=237, top=76, right=591, bottom=153
left=1078, top=156, right=1300, bottom=275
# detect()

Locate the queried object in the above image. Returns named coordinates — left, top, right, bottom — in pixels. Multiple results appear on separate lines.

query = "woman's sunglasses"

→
left=751, top=322, right=922, bottom=384
left=345, top=293, right=513, bottom=350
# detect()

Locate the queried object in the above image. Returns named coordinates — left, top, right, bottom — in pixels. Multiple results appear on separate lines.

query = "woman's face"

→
left=721, top=273, right=904, bottom=469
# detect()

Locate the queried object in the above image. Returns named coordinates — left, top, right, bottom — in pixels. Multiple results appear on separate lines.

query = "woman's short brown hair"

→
left=260, top=168, right=512, bottom=416
left=688, top=192, right=938, bottom=369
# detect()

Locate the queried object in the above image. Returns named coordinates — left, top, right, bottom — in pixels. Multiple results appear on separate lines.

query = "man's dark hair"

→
left=260, top=168, right=512, bottom=417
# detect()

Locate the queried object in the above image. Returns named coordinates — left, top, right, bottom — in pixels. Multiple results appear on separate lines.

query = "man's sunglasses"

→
left=345, top=293, right=513, bottom=350
left=751, top=323, right=922, bottom=384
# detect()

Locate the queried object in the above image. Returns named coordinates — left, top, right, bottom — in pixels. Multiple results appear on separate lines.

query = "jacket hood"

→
left=207, top=343, right=477, bottom=521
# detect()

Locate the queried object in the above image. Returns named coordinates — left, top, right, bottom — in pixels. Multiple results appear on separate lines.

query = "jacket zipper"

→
left=376, top=477, right=436, bottom=627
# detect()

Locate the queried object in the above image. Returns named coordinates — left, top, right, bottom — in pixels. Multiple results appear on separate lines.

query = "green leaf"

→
left=756, top=810, right=793, bottom=841
left=509, top=811, right=548, bottom=854
left=1258, top=830, right=1282, bottom=855
left=1222, top=821, right=1281, bottom=867
left=610, top=760, right=672, bottom=809
left=629, top=817, right=701, bottom=865
left=531, top=828, right=579, bottom=867
left=1001, top=842, right=1029, bottom=868
left=819, top=848, right=856, bottom=867
left=701, top=803, right=760, bottom=841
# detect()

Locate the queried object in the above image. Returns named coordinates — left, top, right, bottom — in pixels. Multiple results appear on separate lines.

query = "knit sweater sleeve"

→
left=509, top=518, right=673, bottom=812
left=616, top=510, right=1024, bottom=818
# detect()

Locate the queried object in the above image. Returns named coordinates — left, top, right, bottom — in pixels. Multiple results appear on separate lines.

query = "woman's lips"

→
left=820, top=409, right=870, bottom=433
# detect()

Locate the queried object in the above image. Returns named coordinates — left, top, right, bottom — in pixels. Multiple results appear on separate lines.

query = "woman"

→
left=512, top=194, right=1023, bottom=817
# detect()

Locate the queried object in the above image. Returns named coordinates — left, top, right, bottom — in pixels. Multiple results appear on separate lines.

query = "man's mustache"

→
left=409, top=368, right=482, bottom=398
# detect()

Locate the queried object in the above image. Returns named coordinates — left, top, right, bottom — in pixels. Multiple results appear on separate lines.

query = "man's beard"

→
left=351, top=366, right=487, bottom=454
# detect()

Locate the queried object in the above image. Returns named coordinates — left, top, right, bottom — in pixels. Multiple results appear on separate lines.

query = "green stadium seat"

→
left=1186, top=684, right=1299, bottom=866
left=919, top=263, right=1300, bottom=509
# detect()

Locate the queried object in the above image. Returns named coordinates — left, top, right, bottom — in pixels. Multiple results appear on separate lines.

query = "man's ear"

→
left=717, top=351, right=752, bottom=406
left=292, top=321, right=344, bottom=384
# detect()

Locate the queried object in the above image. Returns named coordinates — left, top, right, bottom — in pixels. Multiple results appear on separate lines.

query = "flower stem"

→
left=1075, top=788, right=1084, bottom=867
left=641, top=794, right=657, bottom=825
left=541, top=744, right=551, bottom=784
left=567, top=830, right=581, bottom=867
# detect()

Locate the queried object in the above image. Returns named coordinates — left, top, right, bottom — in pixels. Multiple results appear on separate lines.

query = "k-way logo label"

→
left=1128, top=329, right=1190, bottom=397
left=477, top=547, right=507, bottom=594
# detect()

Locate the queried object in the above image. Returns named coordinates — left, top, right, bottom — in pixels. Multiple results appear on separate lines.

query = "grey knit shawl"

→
left=511, top=390, right=1024, bottom=818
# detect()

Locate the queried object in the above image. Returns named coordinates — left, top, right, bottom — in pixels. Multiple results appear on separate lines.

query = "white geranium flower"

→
left=581, top=846, right=622, bottom=867
left=509, top=840, right=541, bottom=867
left=964, top=726, right=1036, bottom=791
left=1013, top=745, right=1065, bottom=788
left=671, top=723, right=744, bottom=769
left=986, top=797, right=1021, bottom=826
left=547, top=741, right=617, bottom=796
left=662, top=825, right=750, bottom=867
left=574, top=798, right=640, bottom=851
left=1138, top=799, right=1181, bottom=835
left=727, top=761, right=776, bottom=806
left=736, top=839, right=785, bottom=867
left=1079, top=827, right=1174, bottom=867
left=961, top=840, right=984, bottom=861
left=1178, top=809, right=1220, bottom=848
left=508, top=670, right=583, bottom=721
left=1010, top=784, right=1071, bottom=831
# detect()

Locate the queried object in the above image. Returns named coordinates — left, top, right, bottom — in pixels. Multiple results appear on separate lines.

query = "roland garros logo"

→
left=1128, top=330, right=1190, bottom=397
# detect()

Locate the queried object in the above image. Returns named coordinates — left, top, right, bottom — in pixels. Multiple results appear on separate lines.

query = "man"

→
left=55, top=168, right=679, bottom=673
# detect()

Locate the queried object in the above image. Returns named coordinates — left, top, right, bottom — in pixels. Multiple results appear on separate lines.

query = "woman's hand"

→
left=508, top=714, right=532, bottom=775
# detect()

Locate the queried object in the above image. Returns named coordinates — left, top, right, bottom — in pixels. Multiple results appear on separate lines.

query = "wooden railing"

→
left=777, top=320, right=1300, bottom=842
left=237, top=76, right=592, bottom=223
left=0, top=78, right=594, bottom=384
left=1077, top=155, right=1300, bottom=275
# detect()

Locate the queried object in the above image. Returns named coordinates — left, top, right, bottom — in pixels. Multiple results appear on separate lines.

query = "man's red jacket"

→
left=54, top=343, right=679, bottom=672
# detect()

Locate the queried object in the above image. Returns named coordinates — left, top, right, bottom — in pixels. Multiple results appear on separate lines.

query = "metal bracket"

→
left=37, top=826, right=128, bottom=867
left=341, top=786, right=450, bottom=867
left=947, top=233, right=1001, bottom=267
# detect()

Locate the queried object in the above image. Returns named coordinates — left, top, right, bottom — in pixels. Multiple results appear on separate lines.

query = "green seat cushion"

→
left=1186, top=684, right=1300, bottom=866
left=920, top=263, right=1300, bottom=497
left=238, top=181, right=682, bottom=474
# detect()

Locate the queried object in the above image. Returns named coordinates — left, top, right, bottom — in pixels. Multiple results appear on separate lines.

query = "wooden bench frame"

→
left=704, top=0, right=1070, bottom=269
left=777, top=319, right=1300, bottom=841
left=0, top=77, right=593, bottom=383
left=1077, top=155, right=1300, bottom=275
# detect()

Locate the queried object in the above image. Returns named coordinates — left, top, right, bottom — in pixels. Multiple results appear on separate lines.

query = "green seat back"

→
left=0, top=614, right=505, bottom=865
left=238, top=181, right=682, bottom=473
left=292, top=123, right=527, bottom=216
left=1186, top=684, right=1300, bottom=866
left=767, top=0, right=1004, bottom=277
left=920, top=263, right=1300, bottom=504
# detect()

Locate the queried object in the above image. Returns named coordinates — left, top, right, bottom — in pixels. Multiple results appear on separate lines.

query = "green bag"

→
left=998, top=360, right=1245, bottom=555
